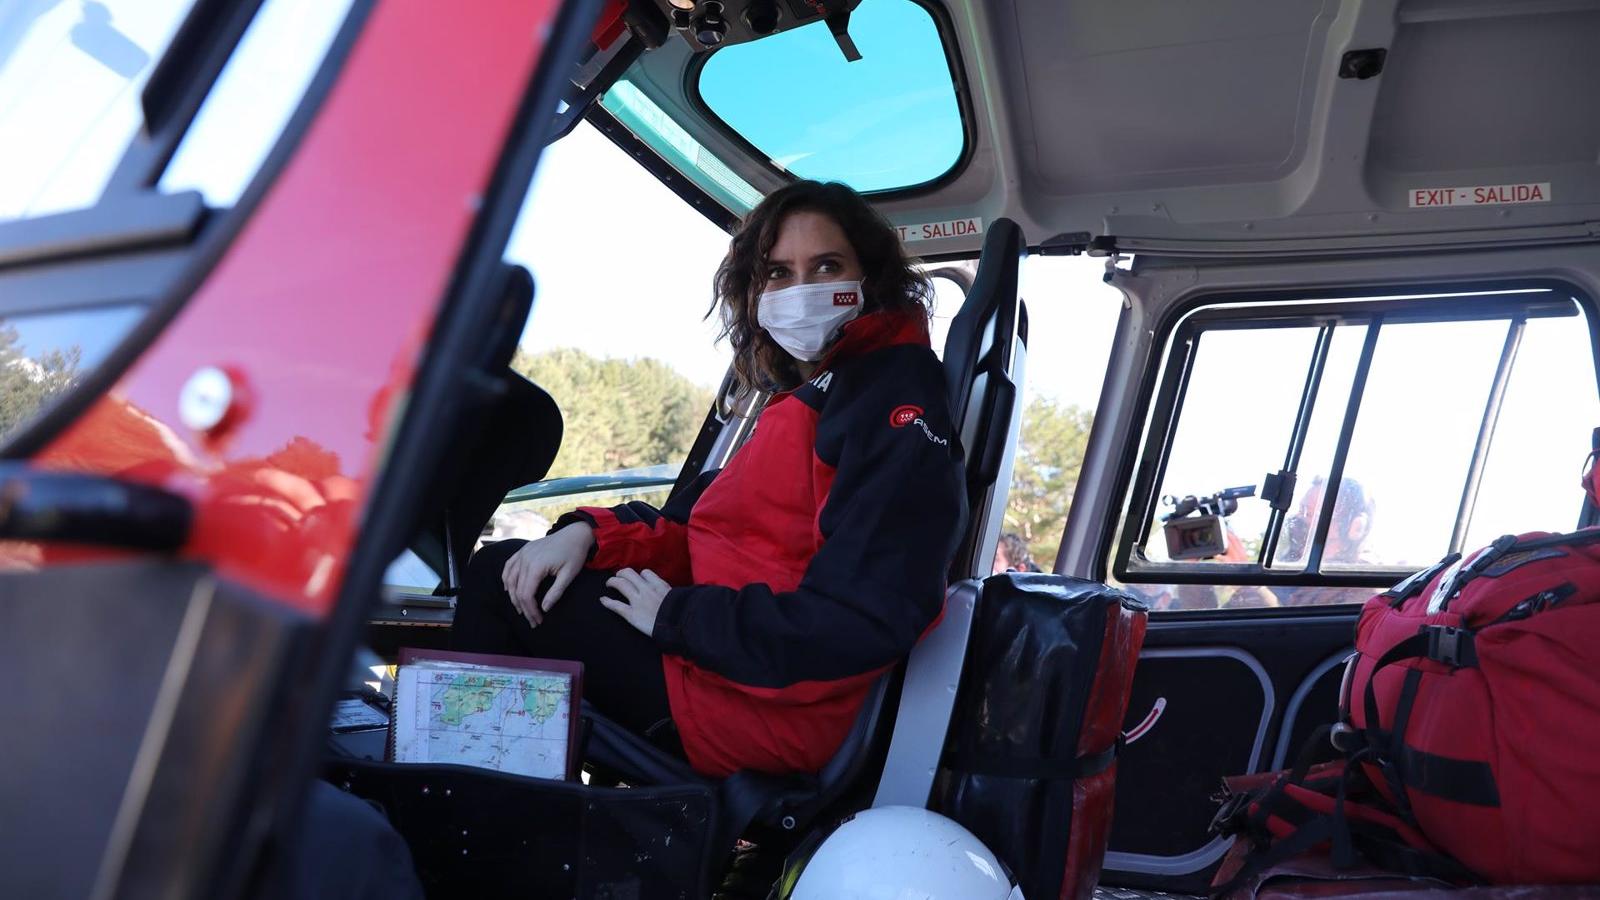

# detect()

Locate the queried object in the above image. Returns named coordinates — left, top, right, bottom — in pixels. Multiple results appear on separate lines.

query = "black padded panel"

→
left=1110, top=653, right=1268, bottom=857
left=1, top=562, right=314, bottom=899
left=0, top=561, right=201, bottom=900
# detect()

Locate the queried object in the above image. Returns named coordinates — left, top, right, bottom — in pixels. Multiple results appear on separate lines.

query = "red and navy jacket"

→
left=560, top=310, right=966, bottom=777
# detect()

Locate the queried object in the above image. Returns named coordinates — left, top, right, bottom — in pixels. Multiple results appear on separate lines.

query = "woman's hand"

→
left=600, top=567, right=670, bottom=637
left=501, top=523, right=594, bottom=627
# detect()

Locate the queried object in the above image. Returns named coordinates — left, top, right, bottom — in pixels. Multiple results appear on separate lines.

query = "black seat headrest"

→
left=409, top=264, right=563, bottom=586
left=942, top=219, right=1024, bottom=429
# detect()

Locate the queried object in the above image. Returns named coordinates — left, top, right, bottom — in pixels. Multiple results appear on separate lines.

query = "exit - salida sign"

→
left=1409, top=182, right=1551, bottom=208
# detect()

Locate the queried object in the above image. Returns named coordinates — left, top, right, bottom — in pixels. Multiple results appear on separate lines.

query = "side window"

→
left=481, top=120, right=734, bottom=544
left=1115, top=290, right=1600, bottom=611
left=0, top=305, right=144, bottom=440
left=0, top=0, right=357, bottom=444
left=0, top=1, right=195, bottom=222
left=998, top=255, right=1123, bottom=574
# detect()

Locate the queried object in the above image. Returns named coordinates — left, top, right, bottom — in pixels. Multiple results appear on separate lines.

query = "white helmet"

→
left=782, top=806, right=1024, bottom=899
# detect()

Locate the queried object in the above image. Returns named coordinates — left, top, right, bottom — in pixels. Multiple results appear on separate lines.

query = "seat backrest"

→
left=408, top=264, right=563, bottom=588
left=941, top=219, right=1028, bottom=579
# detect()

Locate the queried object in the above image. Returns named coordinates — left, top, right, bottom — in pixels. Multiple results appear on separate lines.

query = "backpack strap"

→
left=1360, top=633, right=1501, bottom=813
left=1440, top=528, right=1600, bottom=606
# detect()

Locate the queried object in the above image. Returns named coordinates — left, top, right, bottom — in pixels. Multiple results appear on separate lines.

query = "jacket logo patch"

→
left=832, top=290, right=859, bottom=306
left=913, top=418, right=949, bottom=446
left=810, top=371, right=834, bottom=392
left=892, top=404, right=949, bottom=446
left=890, top=404, right=922, bottom=427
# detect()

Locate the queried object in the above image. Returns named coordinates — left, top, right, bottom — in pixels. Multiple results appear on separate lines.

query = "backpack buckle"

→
left=1422, top=625, right=1478, bottom=668
left=1209, top=790, right=1253, bottom=836
left=1330, top=722, right=1360, bottom=753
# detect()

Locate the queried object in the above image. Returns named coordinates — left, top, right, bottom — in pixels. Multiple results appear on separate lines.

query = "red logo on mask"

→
left=890, top=405, right=923, bottom=428
left=833, top=291, right=859, bottom=306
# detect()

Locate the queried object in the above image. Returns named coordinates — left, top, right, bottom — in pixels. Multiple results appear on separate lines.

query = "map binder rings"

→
left=389, top=648, right=585, bottom=782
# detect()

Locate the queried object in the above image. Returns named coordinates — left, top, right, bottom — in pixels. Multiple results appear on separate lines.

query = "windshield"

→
left=695, top=0, right=965, bottom=194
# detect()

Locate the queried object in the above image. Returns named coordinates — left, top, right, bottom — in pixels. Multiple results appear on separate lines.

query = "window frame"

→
left=1109, top=282, right=1600, bottom=597
left=0, top=0, right=373, bottom=460
left=681, top=0, right=976, bottom=199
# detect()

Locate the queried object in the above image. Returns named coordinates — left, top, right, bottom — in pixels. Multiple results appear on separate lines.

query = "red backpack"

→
left=1342, top=525, right=1600, bottom=884
left=1213, top=524, right=1600, bottom=894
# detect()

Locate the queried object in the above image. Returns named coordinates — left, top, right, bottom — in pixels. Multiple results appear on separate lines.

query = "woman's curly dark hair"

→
left=712, top=180, right=934, bottom=391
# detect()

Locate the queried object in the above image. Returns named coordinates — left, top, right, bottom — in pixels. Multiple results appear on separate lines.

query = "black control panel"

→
left=649, top=0, right=861, bottom=54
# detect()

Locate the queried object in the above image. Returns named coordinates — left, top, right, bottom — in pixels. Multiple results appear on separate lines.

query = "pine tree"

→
left=1005, top=396, right=1094, bottom=565
left=510, top=347, right=713, bottom=479
left=0, top=325, right=81, bottom=440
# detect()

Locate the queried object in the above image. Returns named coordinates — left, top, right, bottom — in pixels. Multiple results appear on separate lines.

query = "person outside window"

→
left=992, top=532, right=1041, bottom=575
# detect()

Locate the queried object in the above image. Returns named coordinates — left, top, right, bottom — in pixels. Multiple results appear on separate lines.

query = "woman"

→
left=452, top=180, right=966, bottom=778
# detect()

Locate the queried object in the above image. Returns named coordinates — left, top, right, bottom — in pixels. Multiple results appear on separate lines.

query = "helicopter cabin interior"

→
left=2, top=0, right=1599, bottom=897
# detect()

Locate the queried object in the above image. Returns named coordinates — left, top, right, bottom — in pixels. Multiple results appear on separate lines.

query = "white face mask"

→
left=756, top=280, right=864, bottom=361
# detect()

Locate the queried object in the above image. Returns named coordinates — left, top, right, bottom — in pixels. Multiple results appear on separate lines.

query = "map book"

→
left=389, top=648, right=583, bottom=781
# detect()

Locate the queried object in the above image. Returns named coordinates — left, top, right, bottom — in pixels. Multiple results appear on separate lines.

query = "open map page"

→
left=392, top=661, right=573, bottom=780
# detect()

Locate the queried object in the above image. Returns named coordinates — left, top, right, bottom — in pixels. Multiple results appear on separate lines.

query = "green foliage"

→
left=512, top=347, right=713, bottom=479
left=0, top=325, right=81, bottom=441
left=1005, top=395, right=1094, bottom=566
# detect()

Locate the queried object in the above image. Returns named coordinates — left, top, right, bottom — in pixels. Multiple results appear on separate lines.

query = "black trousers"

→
left=285, top=781, right=424, bottom=899
left=451, top=538, right=680, bottom=750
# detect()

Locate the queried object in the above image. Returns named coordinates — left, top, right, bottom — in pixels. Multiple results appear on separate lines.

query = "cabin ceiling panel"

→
left=1004, top=0, right=1335, bottom=194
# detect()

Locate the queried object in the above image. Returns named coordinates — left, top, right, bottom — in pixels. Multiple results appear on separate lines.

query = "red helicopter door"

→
left=0, top=1, right=597, bottom=896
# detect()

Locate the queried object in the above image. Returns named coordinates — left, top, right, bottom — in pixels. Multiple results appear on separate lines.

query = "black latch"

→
left=1422, top=625, right=1478, bottom=668
left=1260, top=470, right=1297, bottom=512
left=1037, top=231, right=1093, bottom=256
left=1339, top=48, right=1387, bottom=80
left=1087, top=235, right=1119, bottom=257
left=1208, top=790, right=1254, bottom=837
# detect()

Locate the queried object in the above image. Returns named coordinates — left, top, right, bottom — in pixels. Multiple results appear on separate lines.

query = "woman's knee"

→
left=461, top=539, right=524, bottom=600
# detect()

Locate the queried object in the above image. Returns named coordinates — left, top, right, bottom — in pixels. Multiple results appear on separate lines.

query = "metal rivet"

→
left=781, top=815, right=797, bottom=830
left=179, top=366, right=234, bottom=432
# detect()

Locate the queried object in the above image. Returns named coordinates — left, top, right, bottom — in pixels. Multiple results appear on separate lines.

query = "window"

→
left=600, top=78, right=763, bottom=215
left=998, top=255, right=1124, bottom=573
left=0, top=304, right=145, bottom=442
left=1116, top=289, right=1600, bottom=611
left=0, top=0, right=195, bottom=221
left=475, top=120, right=735, bottom=545
left=159, top=0, right=356, bottom=207
left=0, top=0, right=360, bottom=448
left=695, top=0, right=965, bottom=194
